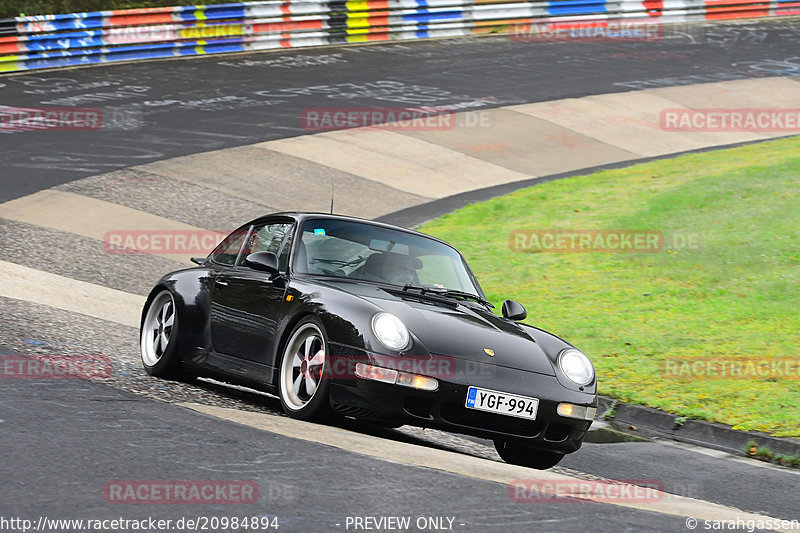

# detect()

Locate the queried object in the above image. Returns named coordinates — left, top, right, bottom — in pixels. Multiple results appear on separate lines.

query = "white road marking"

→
left=265, top=128, right=531, bottom=198
left=0, top=190, right=219, bottom=263
left=0, top=260, right=142, bottom=328
left=181, top=402, right=793, bottom=530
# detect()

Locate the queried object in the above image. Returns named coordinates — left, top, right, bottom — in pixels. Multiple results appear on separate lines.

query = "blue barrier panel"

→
left=547, top=1, right=608, bottom=15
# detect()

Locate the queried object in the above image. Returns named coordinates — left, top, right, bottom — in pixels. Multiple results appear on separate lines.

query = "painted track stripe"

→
left=251, top=76, right=800, bottom=196
left=508, top=77, right=800, bottom=157
left=0, top=190, right=221, bottom=264
left=265, top=128, right=531, bottom=198
left=508, top=92, right=767, bottom=158
left=0, top=260, right=142, bottom=328
left=396, top=107, right=640, bottom=175
left=181, top=402, right=793, bottom=529
left=133, top=144, right=433, bottom=219
left=651, top=76, right=800, bottom=110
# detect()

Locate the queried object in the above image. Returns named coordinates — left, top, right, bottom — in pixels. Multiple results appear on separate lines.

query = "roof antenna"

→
left=329, top=176, right=335, bottom=214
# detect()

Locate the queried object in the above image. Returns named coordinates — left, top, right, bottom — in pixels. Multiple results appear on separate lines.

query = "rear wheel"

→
left=278, top=317, right=332, bottom=420
left=494, top=439, right=564, bottom=470
left=140, top=290, right=189, bottom=379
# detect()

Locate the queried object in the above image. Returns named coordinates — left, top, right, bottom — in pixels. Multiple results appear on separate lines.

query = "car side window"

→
left=242, top=223, right=294, bottom=272
left=277, top=231, right=293, bottom=273
left=209, top=227, right=250, bottom=267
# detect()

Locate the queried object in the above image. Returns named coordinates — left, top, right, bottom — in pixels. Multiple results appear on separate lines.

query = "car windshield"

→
left=294, top=218, right=481, bottom=296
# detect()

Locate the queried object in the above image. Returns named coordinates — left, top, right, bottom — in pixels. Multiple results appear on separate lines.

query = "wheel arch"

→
left=270, top=310, right=318, bottom=387
left=140, top=284, right=171, bottom=331
left=140, top=269, right=213, bottom=360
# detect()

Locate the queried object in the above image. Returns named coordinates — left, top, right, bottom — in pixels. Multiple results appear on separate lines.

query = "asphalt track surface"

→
left=2, top=17, right=800, bottom=533
left=3, top=370, right=799, bottom=532
left=2, top=19, right=800, bottom=203
left=2, top=377, right=697, bottom=533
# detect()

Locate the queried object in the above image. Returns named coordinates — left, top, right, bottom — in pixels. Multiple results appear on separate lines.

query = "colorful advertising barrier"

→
left=0, top=0, right=797, bottom=72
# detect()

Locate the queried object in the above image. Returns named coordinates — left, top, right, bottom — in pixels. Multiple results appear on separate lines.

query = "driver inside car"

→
left=360, top=252, right=421, bottom=286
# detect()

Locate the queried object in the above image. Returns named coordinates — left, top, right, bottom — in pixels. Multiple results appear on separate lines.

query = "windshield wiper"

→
left=401, top=283, right=446, bottom=295
left=309, top=256, right=366, bottom=267
left=441, top=289, right=494, bottom=308
left=402, top=284, right=493, bottom=308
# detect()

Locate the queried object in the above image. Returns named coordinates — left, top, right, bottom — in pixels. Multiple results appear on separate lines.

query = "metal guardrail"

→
left=0, top=0, right=798, bottom=72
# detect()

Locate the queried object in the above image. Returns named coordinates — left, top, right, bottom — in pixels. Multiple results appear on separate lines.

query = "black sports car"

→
left=140, top=213, right=597, bottom=469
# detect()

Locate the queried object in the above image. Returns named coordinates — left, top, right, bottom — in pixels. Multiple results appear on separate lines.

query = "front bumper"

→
left=327, top=349, right=596, bottom=454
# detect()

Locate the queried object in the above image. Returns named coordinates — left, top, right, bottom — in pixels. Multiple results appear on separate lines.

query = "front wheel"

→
left=278, top=317, right=332, bottom=420
left=494, top=439, right=564, bottom=470
left=141, top=290, right=188, bottom=379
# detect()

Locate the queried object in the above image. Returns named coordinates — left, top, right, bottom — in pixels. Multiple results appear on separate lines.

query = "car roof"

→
left=247, top=212, right=454, bottom=248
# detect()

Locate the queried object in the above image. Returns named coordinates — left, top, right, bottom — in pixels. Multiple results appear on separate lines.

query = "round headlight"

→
left=558, top=349, right=595, bottom=386
left=371, top=313, right=410, bottom=351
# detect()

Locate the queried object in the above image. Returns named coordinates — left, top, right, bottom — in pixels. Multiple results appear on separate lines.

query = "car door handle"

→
left=215, top=279, right=228, bottom=288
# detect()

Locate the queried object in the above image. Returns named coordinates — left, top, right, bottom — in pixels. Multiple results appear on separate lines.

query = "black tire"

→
left=140, top=290, right=190, bottom=380
left=278, top=316, right=332, bottom=420
left=494, top=439, right=565, bottom=470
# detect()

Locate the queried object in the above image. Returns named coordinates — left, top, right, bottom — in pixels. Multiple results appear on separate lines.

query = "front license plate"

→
left=465, top=386, right=539, bottom=420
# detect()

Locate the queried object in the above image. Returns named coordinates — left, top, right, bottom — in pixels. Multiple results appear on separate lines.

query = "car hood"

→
left=321, top=280, right=557, bottom=376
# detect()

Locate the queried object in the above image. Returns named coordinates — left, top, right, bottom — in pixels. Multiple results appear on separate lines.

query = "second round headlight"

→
left=558, top=348, right=595, bottom=386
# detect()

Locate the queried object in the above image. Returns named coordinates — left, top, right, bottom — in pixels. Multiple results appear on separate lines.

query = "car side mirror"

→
left=245, top=252, right=279, bottom=274
left=502, top=299, right=527, bottom=321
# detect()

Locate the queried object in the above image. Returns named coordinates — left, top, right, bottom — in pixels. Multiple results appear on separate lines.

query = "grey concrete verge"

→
left=597, top=396, right=800, bottom=459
